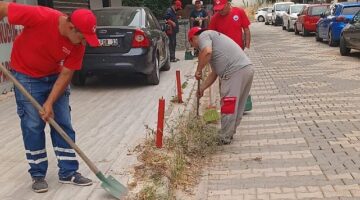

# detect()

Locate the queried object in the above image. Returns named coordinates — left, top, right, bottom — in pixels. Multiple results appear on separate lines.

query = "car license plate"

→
left=99, top=38, right=118, bottom=47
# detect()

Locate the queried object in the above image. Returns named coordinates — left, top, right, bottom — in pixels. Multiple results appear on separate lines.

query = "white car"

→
left=271, top=2, right=294, bottom=26
left=282, top=4, right=307, bottom=31
left=265, top=7, right=273, bottom=25
left=255, top=7, right=271, bottom=22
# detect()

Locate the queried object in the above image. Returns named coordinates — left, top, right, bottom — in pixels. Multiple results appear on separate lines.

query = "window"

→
left=149, top=12, right=161, bottom=30
left=291, top=5, right=305, bottom=14
left=302, top=7, right=308, bottom=15
left=275, top=4, right=292, bottom=11
left=309, top=6, right=329, bottom=16
left=342, top=6, right=360, bottom=15
left=95, top=9, right=142, bottom=27
left=354, top=11, right=360, bottom=23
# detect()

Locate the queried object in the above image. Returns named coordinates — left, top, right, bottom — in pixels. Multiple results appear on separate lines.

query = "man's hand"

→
left=40, top=101, right=54, bottom=122
left=197, top=86, right=204, bottom=98
left=40, top=67, right=74, bottom=122
left=195, top=70, right=202, bottom=80
left=0, top=2, right=9, bottom=21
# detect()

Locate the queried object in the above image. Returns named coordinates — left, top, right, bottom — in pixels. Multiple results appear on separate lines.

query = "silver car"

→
left=282, top=4, right=307, bottom=31
left=255, top=7, right=271, bottom=22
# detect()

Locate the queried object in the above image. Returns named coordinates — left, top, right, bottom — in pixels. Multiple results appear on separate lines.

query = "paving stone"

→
left=191, top=23, right=360, bottom=200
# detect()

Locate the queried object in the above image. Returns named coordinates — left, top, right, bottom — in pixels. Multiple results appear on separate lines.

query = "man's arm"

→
left=195, top=46, right=212, bottom=79
left=0, top=2, right=9, bottom=21
left=40, top=67, right=74, bottom=121
left=244, top=27, right=251, bottom=49
left=198, top=70, right=217, bottom=98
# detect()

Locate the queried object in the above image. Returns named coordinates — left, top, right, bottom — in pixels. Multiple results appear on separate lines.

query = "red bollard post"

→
left=176, top=70, right=183, bottom=103
left=156, top=97, right=165, bottom=148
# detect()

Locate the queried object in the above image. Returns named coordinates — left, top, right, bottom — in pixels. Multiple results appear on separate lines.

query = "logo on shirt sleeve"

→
left=233, top=15, right=239, bottom=21
left=62, top=47, right=71, bottom=55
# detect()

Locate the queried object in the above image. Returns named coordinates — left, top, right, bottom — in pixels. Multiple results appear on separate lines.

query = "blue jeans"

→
left=13, top=71, right=79, bottom=179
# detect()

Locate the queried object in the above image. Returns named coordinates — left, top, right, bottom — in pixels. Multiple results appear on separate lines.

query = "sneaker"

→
left=32, top=177, right=48, bottom=193
left=217, top=138, right=232, bottom=145
left=59, top=172, right=92, bottom=186
left=170, top=58, right=180, bottom=62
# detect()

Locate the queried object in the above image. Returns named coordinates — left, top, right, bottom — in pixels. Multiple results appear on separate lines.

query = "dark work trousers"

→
left=168, top=33, right=177, bottom=60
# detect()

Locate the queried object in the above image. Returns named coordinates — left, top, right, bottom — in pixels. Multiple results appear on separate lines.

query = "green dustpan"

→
left=0, top=64, right=128, bottom=199
left=185, top=50, right=194, bottom=60
left=203, top=108, right=220, bottom=123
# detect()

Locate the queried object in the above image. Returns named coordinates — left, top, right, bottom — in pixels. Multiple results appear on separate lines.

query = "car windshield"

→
left=342, top=6, right=360, bottom=15
left=309, top=6, right=328, bottom=16
left=94, top=8, right=142, bottom=27
left=276, top=4, right=292, bottom=11
left=291, top=5, right=304, bottom=13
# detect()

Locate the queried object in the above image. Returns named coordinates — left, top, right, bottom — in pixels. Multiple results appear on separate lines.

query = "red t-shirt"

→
left=209, top=7, right=250, bottom=49
left=8, top=3, right=85, bottom=78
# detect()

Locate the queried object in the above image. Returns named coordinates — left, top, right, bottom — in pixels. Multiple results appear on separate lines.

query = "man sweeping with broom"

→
left=0, top=2, right=99, bottom=193
left=188, top=27, right=254, bottom=145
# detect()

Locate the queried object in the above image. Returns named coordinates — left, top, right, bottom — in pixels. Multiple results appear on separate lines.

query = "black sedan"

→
left=72, top=7, right=171, bottom=85
left=340, top=10, right=360, bottom=56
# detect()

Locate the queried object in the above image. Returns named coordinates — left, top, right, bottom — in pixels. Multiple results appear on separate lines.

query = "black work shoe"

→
left=59, top=172, right=92, bottom=186
left=170, top=58, right=180, bottom=62
left=32, top=177, right=48, bottom=193
left=217, top=138, right=232, bottom=145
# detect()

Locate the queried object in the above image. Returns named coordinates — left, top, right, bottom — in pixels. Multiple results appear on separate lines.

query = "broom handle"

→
left=0, top=64, right=100, bottom=175
left=197, top=79, right=200, bottom=116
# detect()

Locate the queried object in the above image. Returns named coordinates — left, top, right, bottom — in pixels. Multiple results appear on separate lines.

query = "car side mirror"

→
left=297, top=13, right=300, bottom=16
left=272, top=9, right=274, bottom=12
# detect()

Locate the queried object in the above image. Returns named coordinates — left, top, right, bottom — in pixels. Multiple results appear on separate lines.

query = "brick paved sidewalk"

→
left=193, top=23, right=360, bottom=200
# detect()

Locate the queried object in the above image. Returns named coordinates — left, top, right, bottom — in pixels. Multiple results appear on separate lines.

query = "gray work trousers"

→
left=219, top=65, right=254, bottom=141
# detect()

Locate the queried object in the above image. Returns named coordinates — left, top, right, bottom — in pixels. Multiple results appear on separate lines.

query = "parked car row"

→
left=257, top=2, right=360, bottom=57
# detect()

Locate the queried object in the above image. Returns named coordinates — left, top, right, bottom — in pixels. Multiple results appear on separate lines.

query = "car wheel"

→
left=287, top=21, right=291, bottom=32
left=161, top=54, right=171, bottom=71
left=339, top=35, right=351, bottom=56
left=294, top=24, right=299, bottom=35
left=265, top=21, right=269, bottom=25
left=328, top=30, right=337, bottom=47
left=258, top=16, right=265, bottom=22
left=282, top=25, right=286, bottom=30
left=147, top=54, right=160, bottom=85
left=72, top=71, right=86, bottom=86
left=302, top=26, right=309, bottom=37
left=315, top=28, right=322, bottom=42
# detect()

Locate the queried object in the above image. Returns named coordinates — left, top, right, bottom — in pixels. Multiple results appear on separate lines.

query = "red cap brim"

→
left=84, top=33, right=100, bottom=47
left=214, top=4, right=225, bottom=11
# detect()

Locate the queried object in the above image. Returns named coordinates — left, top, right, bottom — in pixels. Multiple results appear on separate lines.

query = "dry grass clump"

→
left=130, top=113, right=218, bottom=199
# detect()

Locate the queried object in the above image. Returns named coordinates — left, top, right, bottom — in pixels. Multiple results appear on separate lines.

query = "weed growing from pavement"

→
left=130, top=113, right=218, bottom=199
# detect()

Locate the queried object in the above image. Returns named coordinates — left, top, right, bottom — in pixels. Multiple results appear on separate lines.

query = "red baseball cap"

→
left=188, top=27, right=202, bottom=41
left=71, top=9, right=100, bottom=47
left=213, top=0, right=228, bottom=11
left=175, top=0, right=182, bottom=9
